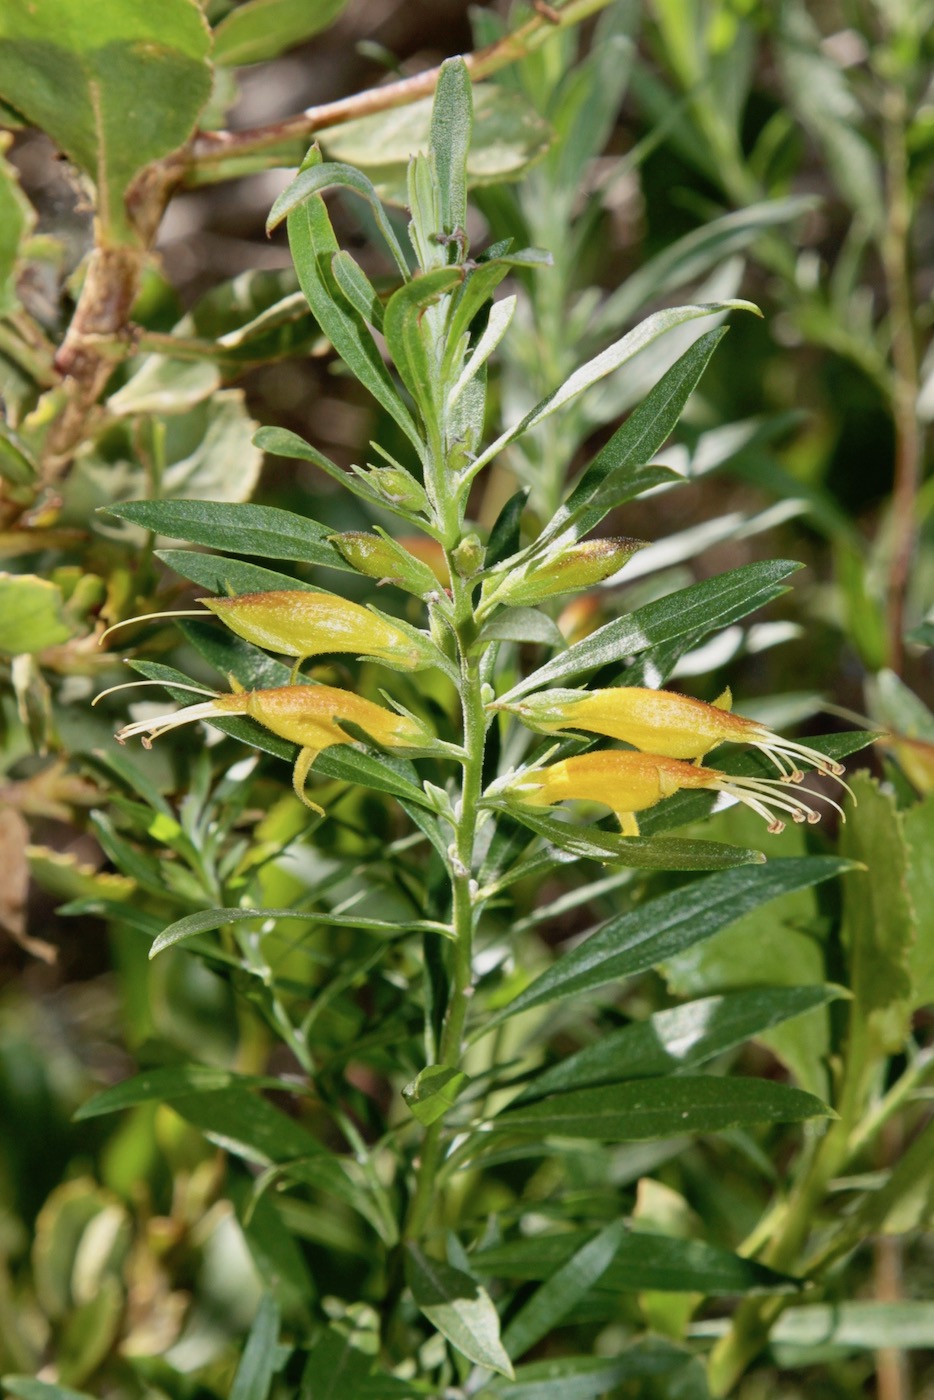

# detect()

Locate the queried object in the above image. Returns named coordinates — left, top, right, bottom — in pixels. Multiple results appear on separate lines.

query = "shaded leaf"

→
left=213, top=0, right=350, bottom=66
left=406, top=1245, right=513, bottom=1378
left=230, top=1294, right=282, bottom=1400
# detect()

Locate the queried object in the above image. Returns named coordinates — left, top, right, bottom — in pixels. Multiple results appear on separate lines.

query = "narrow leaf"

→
left=501, top=559, right=801, bottom=700
left=501, top=807, right=764, bottom=871
left=269, top=159, right=410, bottom=279
left=502, top=1220, right=627, bottom=1360
left=230, top=1294, right=281, bottom=1400
left=483, top=857, right=852, bottom=1027
left=107, top=499, right=353, bottom=572
left=490, top=1076, right=830, bottom=1141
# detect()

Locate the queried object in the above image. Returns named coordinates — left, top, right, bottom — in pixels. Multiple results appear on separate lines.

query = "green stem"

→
left=403, top=578, right=487, bottom=1242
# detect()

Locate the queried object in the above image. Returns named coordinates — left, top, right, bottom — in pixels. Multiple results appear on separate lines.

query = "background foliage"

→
left=0, top=1, right=933, bottom=1398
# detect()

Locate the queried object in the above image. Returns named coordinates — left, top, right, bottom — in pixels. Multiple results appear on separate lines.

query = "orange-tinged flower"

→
left=113, top=683, right=433, bottom=812
left=501, top=685, right=846, bottom=782
left=504, top=749, right=842, bottom=836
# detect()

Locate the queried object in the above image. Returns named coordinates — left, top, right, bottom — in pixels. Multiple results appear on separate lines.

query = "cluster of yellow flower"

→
left=101, top=588, right=849, bottom=833
left=496, top=685, right=850, bottom=835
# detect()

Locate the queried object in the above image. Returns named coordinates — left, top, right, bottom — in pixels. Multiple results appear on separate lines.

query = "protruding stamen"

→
left=93, top=679, right=217, bottom=706
left=99, top=610, right=210, bottom=645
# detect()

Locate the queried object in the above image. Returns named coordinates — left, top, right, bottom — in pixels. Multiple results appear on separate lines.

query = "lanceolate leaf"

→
left=157, top=549, right=314, bottom=597
left=481, top=857, right=851, bottom=1029
left=150, top=906, right=450, bottom=957
left=213, top=0, right=350, bottom=67
left=229, top=1294, right=281, bottom=1400
left=515, top=985, right=843, bottom=1102
left=269, top=159, right=410, bottom=278
left=540, top=328, right=727, bottom=546
left=475, top=1228, right=800, bottom=1296
left=74, top=1065, right=292, bottom=1119
left=107, top=499, right=353, bottom=573
left=500, top=559, right=801, bottom=700
left=383, top=267, right=464, bottom=411
left=489, top=1076, right=830, bottom=1142
left=467, top=302, right=760, bottom=481
left=501, top=1221, right=627, bottom=1359
left=406, top=1245, right=514, bottom=1378
left=500, top=806, right=764, bottom=871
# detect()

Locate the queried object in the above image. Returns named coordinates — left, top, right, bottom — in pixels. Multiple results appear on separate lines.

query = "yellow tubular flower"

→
left=502, top=685, right=847, bottom=782
left=506, top=749, right=844, bottom=837
left=114, top=683, right=431, bottom=812
left=101, top=590, right=438, bottom=673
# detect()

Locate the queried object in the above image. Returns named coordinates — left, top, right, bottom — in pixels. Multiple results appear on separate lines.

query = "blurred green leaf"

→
left=0, top=0, right=211, bottom=241
left=0, top=574, right=72, bottom=653
left=501, top=1220, right=626, bottom=1359
left=75, top=1065, right=295, bottom=1120
left=213, top=0, right=350, bottom=66
left=403, top=1065, right=470, bottom=1126
left=406, top=1245, right=514, bottom=1378
left=475, top=1228, right=799, bottom=1297
left=515, top=985, right=844, bottom=1102
left=230, top=1294, right=282, bottom=1400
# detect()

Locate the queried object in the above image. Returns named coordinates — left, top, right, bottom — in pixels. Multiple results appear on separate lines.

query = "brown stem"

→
left=189, top=0, right=614, bottom=168
left=881, top=86, right=922, bottom=674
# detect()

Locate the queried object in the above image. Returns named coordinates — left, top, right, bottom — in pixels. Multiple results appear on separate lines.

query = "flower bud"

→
left=505, top=749, right=843, bottom=837
left=201, top=589, right=440, bottom=673
left=328, top=532, right=440, bottom=598
left=452, top=534, right=485, bottom=580
left=483, top=538, right=645, bottom=609
left=364, top=465, right=428, bottom=513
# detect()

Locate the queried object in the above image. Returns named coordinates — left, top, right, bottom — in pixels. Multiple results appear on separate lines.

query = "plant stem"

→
left=188, top=0, right=617, bottom=170
left=403, top=580, right=486, bottom=1242
left=880, top=83, right=921, bottom=674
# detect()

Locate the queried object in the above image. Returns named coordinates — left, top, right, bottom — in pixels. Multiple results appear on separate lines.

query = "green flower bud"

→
left=364, top=465, right=428, bottom=512
left=451, top=533, right=485, bottom=579
left=483, top=537, right=645, bottom=608
left=328, top=532, right=441, bottom=598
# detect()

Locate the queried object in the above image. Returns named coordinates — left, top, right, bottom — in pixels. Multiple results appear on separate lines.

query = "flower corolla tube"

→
left=504, top=749, right=845, bottom=837
left=101, top=589, right=438, bottom=673
left=501, top=685, right=846, bottom=782
left=111, top=682, right=433, bottom=813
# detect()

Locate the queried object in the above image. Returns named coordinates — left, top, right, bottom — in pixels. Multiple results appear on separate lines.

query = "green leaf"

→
left=478, top=608, right=567, bottom=650
left=0, top=133, right=33, bottom=316
left=0, top=420, right=38, bottom=485
left=230, top=1295, right=282, bottom=1400
left=402, top=1065, right=470, bottom=1126
left=212, top=0, right=350, bottom=66
left=490, top=1076, right=830, bottom=1142
left=475, top=1228, right=799, bottom=1297
left=157, top=548, right=313, bottom=596
left=486, top=488, right=528, bottom=569
left=468, top=302, right=760, bottom=481
left=319, top=84, right=553, bottom=203
left=2, top=1380, right=97, bottom=1400
left=331, top=251, right=385, bottom=331
left=0, top=0, right=211, bottom=242
left=515, top=986, right=843, bottom=1103
left=107, top=499, right=352, bottom=573
left=540, top=329, right=727, bottom=546
left=161, top=390, right=263, bottom=503
left=383, top=267, right=463, bottom=410
left=470, top=1342, right=690, bottom=1399
left=254, top=425, right=401, bottom=518
left=501, top=559, right=801, bottom=700
left=300, top=1325, right=372, bottom=1399
left=694, top=1300, right=934, bottom=1354
left=500, top=807, right=764, bottom=871
left=285, top=174, right=421, bottom=449
left=269, top=159, right=410, bottom=280
left=905, top=792, right=934, bottom=1006
left=406, top=1245, right=514, bottom=1379
left=0, top=573, right=72, bottom=653
left=107, top=357, right=220, bottom=416
left=430, top=57, right=472, bottom=237
left=150, top=906, right=448, bottom=958
left=483, top=857, right=850, bottom=1027
left=840, top=774, right=915, bottom=1066
left=74, top=1065, right=292, bottom=1120
left=501, top=1220, right=627, bottom=1360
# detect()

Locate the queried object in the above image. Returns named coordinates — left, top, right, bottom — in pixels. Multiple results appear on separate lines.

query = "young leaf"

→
left=478, top=609, right=567, bottom=650
left=481, top=856, right=852, bottom=1028
left=331, top=250, right=385, bottom=330
left=268, top=159, right=410, bottom=278
left=383, top=267, right=464, bottom=411
left=403, top=1065, right=470, bottom=1126
left=489, top=1076, right=830, bottom=1142
left=406, top=1246, right=514, bottom=1379
left=430, top=57, right=473, bottom=238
